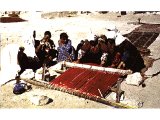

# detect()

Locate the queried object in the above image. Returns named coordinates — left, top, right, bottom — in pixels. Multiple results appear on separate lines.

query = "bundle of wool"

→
left=30, top=95, right=50, bottom=106
left=20, top=69, right=35, bottom=80
left=125, top=72, right=143, bottom=86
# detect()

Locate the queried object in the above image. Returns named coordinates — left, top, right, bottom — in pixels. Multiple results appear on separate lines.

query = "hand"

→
left=40, top=41, right=45, bottom=45
left=40, top=38, right=46, bottom=45
left=100, top=61, right=105, bottom=66
left=117, top=61, right=125, bottom=69
left=73, top=60, right=80, bottom=63
left=48, top=56, right=53, bottom=61
left=58, top=39, right=65, bottom=46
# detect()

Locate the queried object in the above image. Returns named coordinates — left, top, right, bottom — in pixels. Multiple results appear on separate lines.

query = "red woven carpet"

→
left=50, top=67, right=121, bottom=97
left=124, top=23, right=160, bottom=48
left=0, top=17, right=26, bottom=23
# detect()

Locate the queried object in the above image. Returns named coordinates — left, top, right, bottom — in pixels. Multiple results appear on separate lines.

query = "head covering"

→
left=105, top=24, right=125, bottom=46
left=19, top=46, right=25, bottom=51
left=106, top=24, right=118, bottom=32
left=60, top=32, right=68, bottom=40
left=105, top=24, right=118, bottom=40
left=115, top=33, right=126, bottom=46
left=106, top=31, right=117, bottom=39
left=88, top=34, right=97, bottom=40
left=44, top=31, right=52, bottom=38
left=98, top=38, right=105, bottom=42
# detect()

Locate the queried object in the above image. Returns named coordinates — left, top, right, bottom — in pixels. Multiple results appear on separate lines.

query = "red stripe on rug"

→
left=50, top=67, right=121, bottom=97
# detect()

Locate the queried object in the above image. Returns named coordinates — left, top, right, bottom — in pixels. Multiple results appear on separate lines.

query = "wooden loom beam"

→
left=23, top=78, right=137, bottom=108
left=21, top=62, right=134, bottom=108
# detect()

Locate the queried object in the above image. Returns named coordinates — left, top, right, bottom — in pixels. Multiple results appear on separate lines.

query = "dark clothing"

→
left=101, top=51, right=119, bottom=67
left=101, top=39, right=117, bottom=67
left=78, top=40, right=102, bottom=64
left=35, top=39, right=57, bottom=66
left=34, top=40, right=40, bottom=48
left=17, top=51, right=29, bottom=74
left=18, top=39, right=57, bottom=75
left=17, top=51, right=41, bottom=75
left=75, top=41, right=84, bottom=60
left=116, top=39, right=145, bottom=72
left=79, top=49, right=102, bottom=64
left=111, top=52, right=122, bottom=68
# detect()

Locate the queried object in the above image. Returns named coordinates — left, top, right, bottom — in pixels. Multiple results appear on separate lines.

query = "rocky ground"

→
left=0, top=12, right=160, bottom=108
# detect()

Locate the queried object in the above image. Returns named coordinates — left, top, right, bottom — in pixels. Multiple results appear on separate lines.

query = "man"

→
left=35, top=31, right=57, bottom=67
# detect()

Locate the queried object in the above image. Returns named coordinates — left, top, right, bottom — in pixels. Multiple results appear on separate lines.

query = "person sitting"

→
left=35, top=31, right=57, bottom=67
left=77, top=38, right=102, bottom=64
left=57, top=32, right=75, bottom=62
left=98, top=35, right=109, bottom=53
left=106, top=24, right=145, bottom=72
left=116, top=39, right=146, bottom=72
left=17, top=47, right=29, bottom=75
left=17, top=46, right=41, bottom=75
left=99, top=37, right=119, bottom=67
left=75, top=40, right=84, bottom=60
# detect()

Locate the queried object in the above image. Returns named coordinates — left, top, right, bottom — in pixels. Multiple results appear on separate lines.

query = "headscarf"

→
left=106, top=24, right=126, bottom=46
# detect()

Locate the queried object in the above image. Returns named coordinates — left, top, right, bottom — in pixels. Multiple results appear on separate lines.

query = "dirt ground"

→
left=1, top=12, right=160, bottom=108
